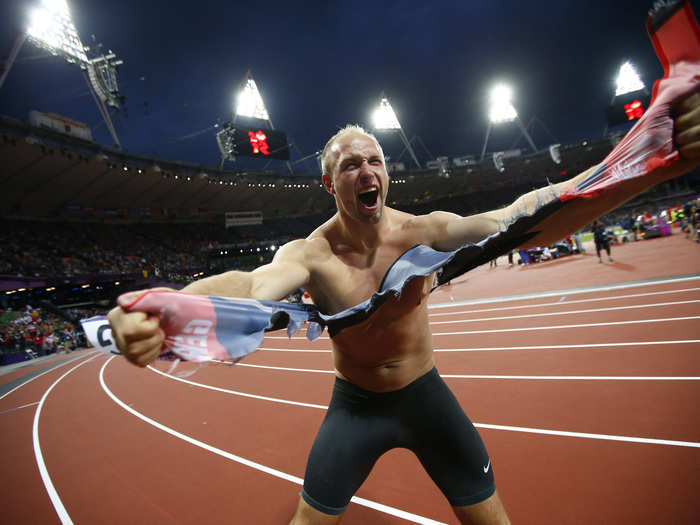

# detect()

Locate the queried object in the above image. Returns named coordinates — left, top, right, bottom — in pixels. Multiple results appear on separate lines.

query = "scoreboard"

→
left=216, top=123, right=290, bottom=161
left=606, top=89, right=651, bottom=128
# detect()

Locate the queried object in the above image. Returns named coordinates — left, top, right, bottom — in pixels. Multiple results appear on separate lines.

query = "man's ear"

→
left=321, top=173, right=335, bottom=195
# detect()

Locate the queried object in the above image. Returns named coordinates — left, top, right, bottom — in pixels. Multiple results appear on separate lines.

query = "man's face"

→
left=322, top=132, right=389, bottom=224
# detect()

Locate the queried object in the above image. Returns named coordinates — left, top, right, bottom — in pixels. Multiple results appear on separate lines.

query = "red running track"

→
left=1, top=236, right=699, bottom=524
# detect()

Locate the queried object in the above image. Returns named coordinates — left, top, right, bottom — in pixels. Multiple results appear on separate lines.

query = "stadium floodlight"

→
left=235, top=74, right=270, bottom=120
left=225, top=71, right=292, bottom=173
left=481, top=82, right=537, bottom=162
left=371, top=93, right=421, bottom=169
left=488, top=84, right=517, bottom=124
left=0, top=0, right=123, bottom=146
left=27, top=0, right=88, bottom=65
left=615, top=61, right=645, bottom=96
left=372, top=97, right=402, bottom=130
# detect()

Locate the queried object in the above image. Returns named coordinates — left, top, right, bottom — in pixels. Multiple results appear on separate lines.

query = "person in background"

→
left=592, top=220, right=613, bottom=263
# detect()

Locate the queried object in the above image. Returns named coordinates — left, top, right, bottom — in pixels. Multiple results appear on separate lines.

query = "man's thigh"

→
left=452, top=490, right=511, bottom=525
left=289, top=496, right=343, bottom=525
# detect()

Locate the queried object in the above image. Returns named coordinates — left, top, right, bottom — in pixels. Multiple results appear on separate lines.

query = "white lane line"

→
left=431, top=316, right=700, bottom=336
left=101, top=359, right=446, bottom=525
left=235, top=363, right=700, bottom=381
left=237, top=363, right=334, bottom=374
left=432, top=340, right=700, bottom=352
left=429, top=300, right=700, bottom=326
left=258, top=339, right=700, bottom=354
left=428, top=287, right=700, bottom=317
left=149, top=364, right=327, bottom=409
left=0, top=351, right=99, bottom=401
left=0, top=401, right=40, bottom=415
left=475, top=423, right=700, bottom=448
left=146, top=361, right=700, bottom=449
left=265, top=315, right=700, bottom=339
left=259, top=347, right=331, bottom=353
left=429, top=275, right=700, bottom=309
left=440, top=374, right=700, bottom=380
left=33, top=353, right=102, bottom=525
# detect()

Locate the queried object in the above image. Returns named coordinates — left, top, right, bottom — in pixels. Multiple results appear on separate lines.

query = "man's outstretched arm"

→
left=428, top=92, right=700, bottom=252
left=107, top=239, right=311, bottom=366
left=179, top=239, right=311, bottom=300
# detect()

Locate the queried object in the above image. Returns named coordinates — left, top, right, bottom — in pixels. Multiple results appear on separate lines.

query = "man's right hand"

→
left=106, top=289, right=169, bottom=367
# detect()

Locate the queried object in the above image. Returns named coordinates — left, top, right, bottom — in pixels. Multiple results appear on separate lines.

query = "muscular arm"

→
left=426, top=166, right=641, bottom=251
left=181, top=239, right=311, bottom=300
left=108, top=239, right=311, bottom=366
left=427, top=93, right=700, bottom=252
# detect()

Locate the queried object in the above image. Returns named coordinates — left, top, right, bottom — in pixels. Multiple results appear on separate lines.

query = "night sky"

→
left=1, top=0, right=696, bottom=173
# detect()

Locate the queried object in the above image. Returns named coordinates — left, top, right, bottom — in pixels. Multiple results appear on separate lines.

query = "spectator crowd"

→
left=0, top=305, right=101, bottom=365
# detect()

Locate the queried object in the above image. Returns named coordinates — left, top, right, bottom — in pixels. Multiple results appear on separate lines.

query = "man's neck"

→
left=333, top=208, right=392, bottom=253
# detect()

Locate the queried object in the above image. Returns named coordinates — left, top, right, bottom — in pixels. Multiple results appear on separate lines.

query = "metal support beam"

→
left=0, top=33, right=27, bottom=90
left=398, top=128, right=421, bottom=169
left=515, top=116, right=538, bottom=154
left=83, top=70, right=121, bottom=148
left=480, top=122, right=492, bottom=161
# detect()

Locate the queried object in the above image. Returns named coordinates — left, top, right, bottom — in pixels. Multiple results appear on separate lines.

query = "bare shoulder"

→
left=272, top=219, right=336, bottom=267
left=403, top=209, right=500, bottom=250
left=275, top=236, right=332, bottom=264
left=399, top=209, right=459, bottom=240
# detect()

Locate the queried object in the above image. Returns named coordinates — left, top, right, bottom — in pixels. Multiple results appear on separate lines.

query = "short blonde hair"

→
left=320, top=124, right=384, bottom=178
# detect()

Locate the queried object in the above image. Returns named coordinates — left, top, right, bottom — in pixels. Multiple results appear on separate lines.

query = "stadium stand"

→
left=2, top=113, right=699, bottom=365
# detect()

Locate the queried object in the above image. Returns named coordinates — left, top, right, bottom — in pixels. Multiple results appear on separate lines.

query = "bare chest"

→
left=309, top=244, right=415, bottom=315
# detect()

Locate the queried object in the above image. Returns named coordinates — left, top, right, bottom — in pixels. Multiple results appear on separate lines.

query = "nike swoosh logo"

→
left=483, top=459, right=491, bottom=474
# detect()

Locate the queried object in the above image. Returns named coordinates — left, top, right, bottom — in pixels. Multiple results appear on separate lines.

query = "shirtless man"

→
left=108, top=92, right=700, bottom=524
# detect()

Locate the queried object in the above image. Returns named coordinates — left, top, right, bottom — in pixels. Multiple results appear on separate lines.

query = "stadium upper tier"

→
left=1, top=114, right=616, bottom=220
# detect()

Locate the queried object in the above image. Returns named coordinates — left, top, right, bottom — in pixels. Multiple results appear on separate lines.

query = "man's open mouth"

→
left=358, top=188, right=378, bottom=207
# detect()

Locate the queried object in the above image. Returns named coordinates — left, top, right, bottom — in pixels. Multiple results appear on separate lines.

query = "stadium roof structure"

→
left=0, top=114, right=617, bottom=221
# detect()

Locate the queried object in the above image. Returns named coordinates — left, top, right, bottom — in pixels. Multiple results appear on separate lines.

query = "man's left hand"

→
left=675, top=91, right=700, bottom=161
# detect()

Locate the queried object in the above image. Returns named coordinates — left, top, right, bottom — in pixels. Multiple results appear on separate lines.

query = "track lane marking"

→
left=475, top=423, right=700, bottom=448
left=33, top=353, right=101, bottom=525
left=258, top=339, right=700, bottom=353
left=145, top=362, right=700, bottom=448
left=0, top=351, right=99, bottom=401
left=429, top=299, right=700, bottom=325
left=236, top=363, right=700, bottom=380
left=101, top=358, right=446, bottom=524
left=238, top=363, right=334, bottom=374
left=430, top=316, right=700, bottom=336
left=429, top=274, right=700, bottom=309
left=0, top=401, right=39, bottom=415
left=439, top=374, right=700, bottom=380
left=428, top=287, right=700, bottom=317
left=265, top=316, right=700, bottom=339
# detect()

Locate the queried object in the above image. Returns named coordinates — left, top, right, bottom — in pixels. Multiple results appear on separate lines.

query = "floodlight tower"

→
left=223, top=70, right=292, bottom=173
left=0, top=0, right=124, bottom=148
left=480, top=83, right=537, bottom=161
left=371, top=93, right=421, bottom=169
left=614, top=61, right=646, bottom=98
left=604, top=61, right=649, bottom=135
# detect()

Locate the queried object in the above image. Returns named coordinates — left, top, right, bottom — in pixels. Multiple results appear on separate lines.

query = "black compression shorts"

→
left=301, top=367, right=495, bottom=515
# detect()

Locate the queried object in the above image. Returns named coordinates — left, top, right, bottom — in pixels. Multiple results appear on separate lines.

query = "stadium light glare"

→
left=236, top=77, right=270, bottom=120
left=372, top=97, right=402, bottom=130
left=615, top=61, right=645, bottom=96
left=27, top=0, right=88, bottom=64
left=488, top=84, right=517, bottom=123
left=371, top=93, right=421, bottom=168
